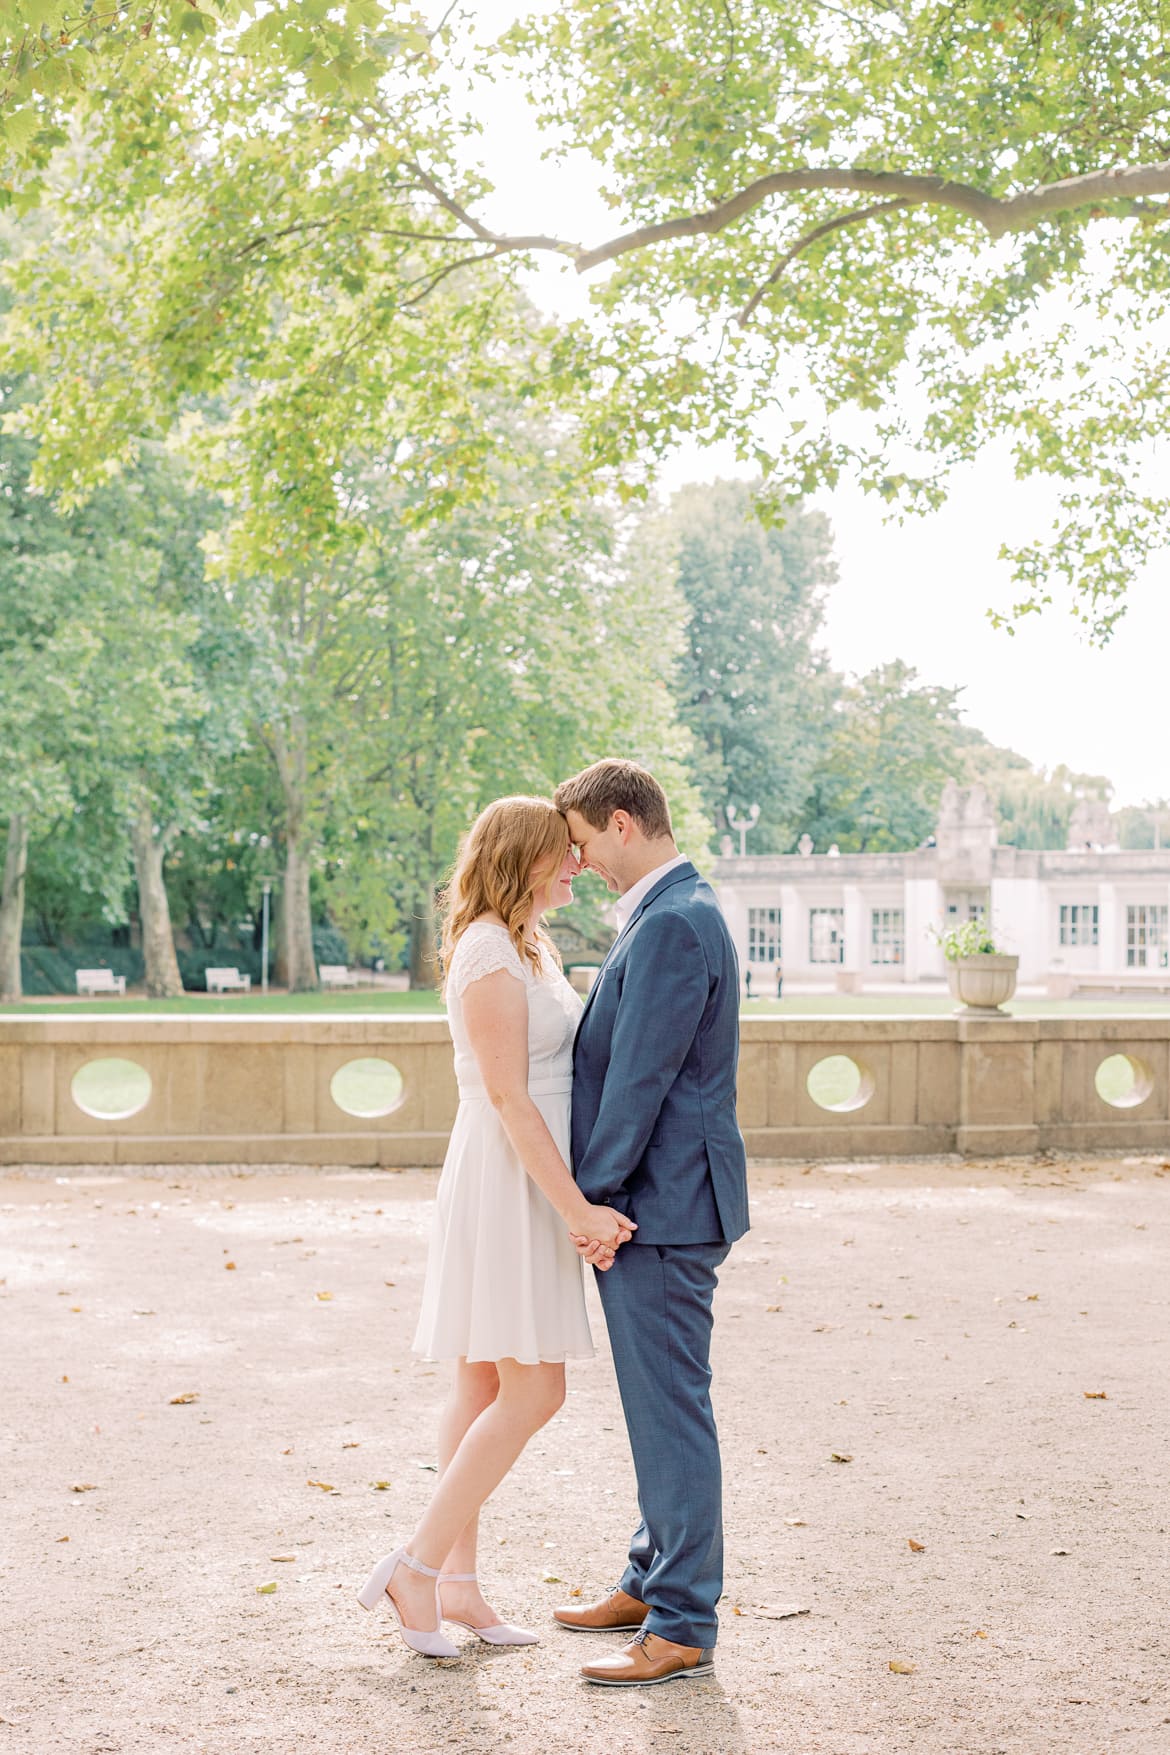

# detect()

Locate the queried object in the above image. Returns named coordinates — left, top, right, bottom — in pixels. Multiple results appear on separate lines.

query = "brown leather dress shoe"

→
left=552, top=1586, right=649, bottom=1633
left=580, top=1629, right=715, bottom=1687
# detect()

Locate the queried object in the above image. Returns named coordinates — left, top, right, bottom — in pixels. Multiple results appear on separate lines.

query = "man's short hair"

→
left=554, top=759, right=673, bottom=840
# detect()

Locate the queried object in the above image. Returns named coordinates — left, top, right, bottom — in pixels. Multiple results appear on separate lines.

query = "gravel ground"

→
left=1, top=1155, right=1168, bottom=1755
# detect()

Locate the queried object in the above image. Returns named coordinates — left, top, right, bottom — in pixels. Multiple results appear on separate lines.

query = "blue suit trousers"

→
left=595, top=1240, right=731, bottom=1650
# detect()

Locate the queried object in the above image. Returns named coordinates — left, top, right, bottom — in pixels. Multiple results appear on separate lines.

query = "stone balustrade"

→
left=1, top=1014, right=1167, bottom=1166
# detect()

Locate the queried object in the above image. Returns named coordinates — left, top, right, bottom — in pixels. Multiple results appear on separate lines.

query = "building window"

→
left=809, top=908, right=844, bottom=964
left=747, top=907, right=782, bottom=964
left=1126, top=905, right=1169, bottom=968
left=945, top=892, right=987, bottom=922
left=1059, top=904, right=1099, bottom=947
left=870, top=908, right=905, bottom=964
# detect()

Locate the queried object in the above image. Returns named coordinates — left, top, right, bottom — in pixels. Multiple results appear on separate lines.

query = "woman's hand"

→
left=568, top=1204, right=636, bottom=1270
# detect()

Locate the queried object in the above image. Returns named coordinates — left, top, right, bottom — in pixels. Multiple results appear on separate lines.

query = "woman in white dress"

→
left=358, top=796, right=636, bottom=1657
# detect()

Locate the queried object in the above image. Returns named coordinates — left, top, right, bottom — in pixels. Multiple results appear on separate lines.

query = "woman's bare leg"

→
left=388, top=1358, right=565, bottom=1633
left=436, top=1360, right=500, bottom=1628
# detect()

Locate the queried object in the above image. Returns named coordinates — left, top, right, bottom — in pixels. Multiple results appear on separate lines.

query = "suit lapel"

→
left=576, top=862, right=697, bottom=1026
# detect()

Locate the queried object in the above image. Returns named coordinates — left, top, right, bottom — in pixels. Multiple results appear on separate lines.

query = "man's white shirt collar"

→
left=613, top=854, right=689, bottom=931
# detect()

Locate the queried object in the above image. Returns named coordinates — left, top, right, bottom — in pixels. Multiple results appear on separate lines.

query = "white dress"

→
left=412, top=921, right=593, bottom=1366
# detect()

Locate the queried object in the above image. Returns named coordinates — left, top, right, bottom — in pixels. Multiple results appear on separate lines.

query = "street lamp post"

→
left=259, top=877, right=276, bottom=994
left=725, top=802, right=761, bottom=858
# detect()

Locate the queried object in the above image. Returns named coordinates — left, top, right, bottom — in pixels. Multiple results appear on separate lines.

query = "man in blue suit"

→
left=550, top=758, right=749, bottom=1687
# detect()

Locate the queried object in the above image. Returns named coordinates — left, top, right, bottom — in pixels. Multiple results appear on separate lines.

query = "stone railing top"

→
left=0, top=1013, right=455, bottom=1045
left=3, top=1012, right=1170, bottom=1046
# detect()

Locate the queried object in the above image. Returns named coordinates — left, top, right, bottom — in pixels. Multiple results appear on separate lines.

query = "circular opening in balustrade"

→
left=71, top=1058, right=152, bottom=1121
left=806, top=1054, right=874, bottom=1113
left=1094, top=1053, right=1153, bottom=1110
left=330, top=1057, right=404, bottom=1119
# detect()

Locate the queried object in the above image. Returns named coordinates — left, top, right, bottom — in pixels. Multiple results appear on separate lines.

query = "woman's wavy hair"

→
left=439, top=795, right=568, bottom=985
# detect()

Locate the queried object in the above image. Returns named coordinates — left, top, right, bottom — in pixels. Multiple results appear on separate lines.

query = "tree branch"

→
left=402, top=162, right=577, bottom=259
left=572, top=160, right=1170, bottom=271
left=394, top=157, right=1170, bottom=291
left=738, top=197, right=912, bottom=323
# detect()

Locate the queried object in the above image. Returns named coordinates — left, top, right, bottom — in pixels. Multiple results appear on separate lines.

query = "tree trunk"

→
left=130, top=796, right=184, bottom=998
left=409, top=887, right=439, bottom=990
left=273, top=714, right=318, bottom=993
left=0, top=814, right=29, bottom=1002
left=283, top=830, right=317, bottom=992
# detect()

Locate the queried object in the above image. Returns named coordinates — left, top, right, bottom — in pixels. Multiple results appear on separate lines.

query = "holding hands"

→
left=569, top=1203, right=636, bottom=1272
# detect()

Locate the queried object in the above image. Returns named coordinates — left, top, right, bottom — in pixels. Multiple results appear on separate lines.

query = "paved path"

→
left=1, top=1156, right=1168, bottom=1755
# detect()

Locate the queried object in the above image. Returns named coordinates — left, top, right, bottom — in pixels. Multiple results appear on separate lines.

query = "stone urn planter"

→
left=947, top=953, right=1019, bottom=1016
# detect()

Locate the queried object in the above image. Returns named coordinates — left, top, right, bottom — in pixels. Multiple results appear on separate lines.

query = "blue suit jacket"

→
left=570, top=862, right=749, bottom=1245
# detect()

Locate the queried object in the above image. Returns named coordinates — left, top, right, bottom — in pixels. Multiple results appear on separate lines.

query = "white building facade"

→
left=713, top=783, right=1170, bottom=993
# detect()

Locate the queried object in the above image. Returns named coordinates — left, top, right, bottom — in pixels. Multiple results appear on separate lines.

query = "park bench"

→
left=205, top=966, right=252, bottom=994
left=75, top=968, right=126, bottom=997
left=319, top=964, right=360, bottom=989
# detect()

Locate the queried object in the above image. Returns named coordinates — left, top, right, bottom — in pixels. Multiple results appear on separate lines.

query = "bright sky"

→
left=450, top=3, right=1169, bottom=809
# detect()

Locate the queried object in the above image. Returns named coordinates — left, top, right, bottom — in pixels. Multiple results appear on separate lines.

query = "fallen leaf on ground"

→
left=383, top=1281, right=396, bottom=1288
left=765, top=1304, right=781, bottom=1313
left=783, top=1517, right=806, bottom=1527
left=224, top=1262, right=237, bottom=1272
left=1083, top=1390, right=1107, bottom=1399
left=973, top=1630, right=988, bottom=1639
left=907, top=1538, right=925, bottom=1552
left=569, top=1587, right=582, bottom=1598
left=341, top=1441, right=359, bottom=1448
left=306, top=1479, right=335, bottom=1491
left=315, top=1291, right=334, bottom=1302
left=169, top=1392, right=199, bottom=1405
left=1050, top=1547, right=1069, bottom=1556
left=371, top=1481, right=391, bottom=1491
left=888, top=1660, right=916, bottom=1674
left=752, top=1603, right=809, bottom=1619
left=269, top=1554, right=296, bottom=1563
left=70, top=1484, right=98, bottom=1493
left=256, top=1582, right=277, bottom=1594
left=541, top=1573, right=562, bottom=1584
left=830, top=1452, right=853, bottom=1463
left=56, top=1536, right=69, bottom=1543
left=60, top=1376, right=68, bottom=1383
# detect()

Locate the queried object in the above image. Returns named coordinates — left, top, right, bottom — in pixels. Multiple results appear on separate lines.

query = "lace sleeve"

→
left=448, top=926, right=528, bottom=998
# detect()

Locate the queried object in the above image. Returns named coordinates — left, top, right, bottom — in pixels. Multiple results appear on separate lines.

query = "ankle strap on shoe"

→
left=399, top=1549, right=442, bottom=1579
left=439, top=1571, right=477, bottom=1583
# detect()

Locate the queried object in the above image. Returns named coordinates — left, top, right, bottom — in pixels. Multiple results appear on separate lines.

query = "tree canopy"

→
left=1, top=2, right=1167, bottom=632
left=662, top=479, right=836, bottom=851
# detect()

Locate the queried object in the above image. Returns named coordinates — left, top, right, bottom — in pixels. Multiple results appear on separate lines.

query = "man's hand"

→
left=569, top=1204, right=635, bottom=1271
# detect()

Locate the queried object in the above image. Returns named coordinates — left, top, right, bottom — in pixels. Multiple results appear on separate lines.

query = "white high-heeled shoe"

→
left=438, top=1571, right=540, bottom=1646
left=357, top=1547, right=460, bottom=1658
